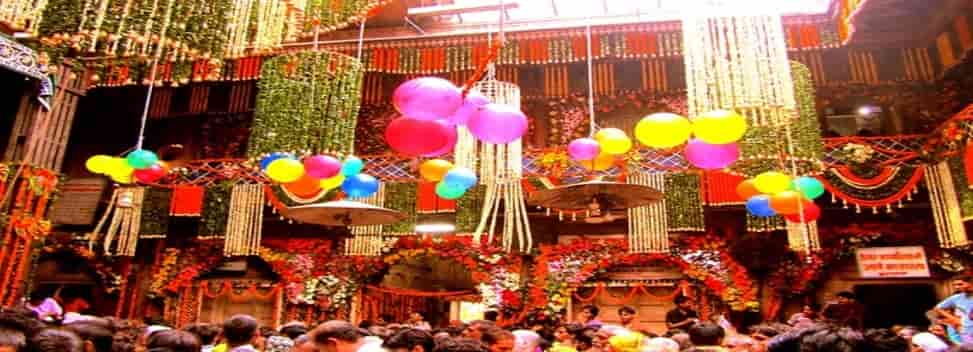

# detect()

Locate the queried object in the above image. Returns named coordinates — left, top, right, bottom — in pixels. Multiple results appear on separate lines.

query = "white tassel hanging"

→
left=90, top=187, right=145, bottom=256
left=224, top=184, right=264, bottom=256
left=926, top=162, right=969, bottom=248
left=346, top=184, right=387, bottom=256
left=786, top=220, right=820, bottom=254
left=628, top=173, right=669, bottom=253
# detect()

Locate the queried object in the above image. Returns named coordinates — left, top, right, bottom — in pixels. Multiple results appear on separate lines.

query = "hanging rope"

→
left=585, top=14, right=596, bottom=136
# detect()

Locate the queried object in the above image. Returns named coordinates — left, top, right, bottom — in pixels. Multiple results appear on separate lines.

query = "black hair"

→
left=311, top=320, right=363, bottom=345
left=359, top=320, right=375, bottom=329
left=835, top=291, right=856, bottom=300
left=674, top=295, right=692, bottom=304
left=689, top=322, right=725, bottom=346
left=581, top=305, right=600, bottom=317
left=483, top=311, right=499, bottom=322
left=64, top=322, right=114, bottom=352
left=384, top=328, right=435, bottom=352
left=0, top=309, right=45, bottom=337
left=259, top=326, right=278, bottom=338
left=480, top=327, right=513, bottom=346
left=222, top=314, right=258, bottom=345
left=146, top=330, right=200, bottom=352
left=864, top=329, right=908, bottom=352
left=280, top=322, right=309, bottom=340
left=433, top=338, right=491, bottom=352
left=0, top=327, right=26, bottom=352
left=617, top=306, right=636, bottom=315
left=380, top=314, right=394, bottom=322
left=29, top=329, right=83, bottom=352
left=183, top=323, right=220, bottom=345
left=749, top=324, right=786, bottom=338
left=800, top=325, right=863, bottom=352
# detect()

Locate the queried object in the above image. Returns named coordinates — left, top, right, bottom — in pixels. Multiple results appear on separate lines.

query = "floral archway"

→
left=530, top=236, right=759, bottom=318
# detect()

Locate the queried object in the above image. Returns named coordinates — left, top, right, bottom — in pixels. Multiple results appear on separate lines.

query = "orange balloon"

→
left=581, top=153, right=616, bottom=171
left=736, top=179, right=760, bottom=200
left=769, top=191, right=807, bottom=215
left=283, top=174, right=322, bottom=198
left=419, top=159, right=454, bottom=182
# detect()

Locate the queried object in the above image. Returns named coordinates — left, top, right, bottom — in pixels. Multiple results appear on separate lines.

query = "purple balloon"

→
left=446, top=91, right=490, bottom=126
left=421, top=121, right=458, bottom=157
left=467, top=103, right=529, bottom=144
left=393, top=77, right=463, bottom=121
left=304, top=155, right=342, bottom=179
left=684, top=139, right=739, bottom=170
left=568, top=138, right=601, bottom=161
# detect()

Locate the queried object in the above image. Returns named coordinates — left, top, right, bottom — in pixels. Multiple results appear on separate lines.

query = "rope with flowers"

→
left=529, top=236, right=759, bottom=316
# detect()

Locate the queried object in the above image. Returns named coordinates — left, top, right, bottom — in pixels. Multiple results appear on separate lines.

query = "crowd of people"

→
left=7, top=274, right=973, bottom=352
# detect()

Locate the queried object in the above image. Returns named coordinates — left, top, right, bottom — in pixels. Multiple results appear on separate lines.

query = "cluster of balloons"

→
left=386, top=77, right=529, bottom=157
left=261, top=152, right=379, bottom=199
left=636, top=110, right=747, bottom=169
left=86, top=150, right=167, bottom=184
left=738, top=171, right=826, bottom=222
left=419, top=159, right=478, bottom=200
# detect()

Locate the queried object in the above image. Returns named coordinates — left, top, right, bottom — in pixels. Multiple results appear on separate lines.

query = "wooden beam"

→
left=406, top=1, right=519, bottom=18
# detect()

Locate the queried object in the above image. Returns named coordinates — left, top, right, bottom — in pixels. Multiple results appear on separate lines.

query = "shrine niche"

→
left=363, top=254, right=477, bottom=327
left=31, top=244, right=123, bottom=317
left=194, top=257, right=282, bottom=327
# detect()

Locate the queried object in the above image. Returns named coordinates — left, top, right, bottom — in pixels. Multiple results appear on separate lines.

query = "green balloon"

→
left=435, top=181, right=466, bottom=200
left=793, top=176, right=825, bottom=200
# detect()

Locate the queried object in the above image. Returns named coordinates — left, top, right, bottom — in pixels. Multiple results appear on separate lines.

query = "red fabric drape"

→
left=702, top=171, right=745, bottom=205
left=964, top=143, right=973, bottom=185
left=417, top=181, right=456, bottom=213
left=170, top=186, right=205, bottom=216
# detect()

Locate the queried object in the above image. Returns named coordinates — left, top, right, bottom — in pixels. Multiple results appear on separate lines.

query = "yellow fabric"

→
left=212, top=343, right=228, bottom=352
left=608, top=332, right=644, bottom=352
left=548, top=343, right=577, bottom=352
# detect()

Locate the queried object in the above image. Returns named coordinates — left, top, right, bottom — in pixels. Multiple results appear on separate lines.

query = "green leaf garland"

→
left=664, top=173, right=704, bottom=231
left=199, top=182, right=232, bottom=237
left=383, top=182, right=416, bottom=234
left=947, top=155, right=973, bottom=220
left=456, top=185, right=485, bottom=233
left=248, top=51, right=363, bottom=157
left=140, top=187, right=172, bottom=238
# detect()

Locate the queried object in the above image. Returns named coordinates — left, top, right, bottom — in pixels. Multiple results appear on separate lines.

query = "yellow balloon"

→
left=105, top=157, right=133, bottom=176
left=319, top=174, right=345, bottom=190
left=109, top=168, right=133, bottom=184
left=85, top=155, right=112, bottom=174
left=754, top=171, right=792, bottom=194
left=419, top=159, right=454, bottom=182
left=266, top=158, right=304, bottom=183
left=692, top=109, right=748, bottom=144
left=580, top=153, right=616, bottom=171
left=635, top=113, right=692, bottom=149
left=594, top=128, right=632, bottom=155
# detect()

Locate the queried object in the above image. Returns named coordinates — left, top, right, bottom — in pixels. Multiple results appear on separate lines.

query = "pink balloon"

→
left=467, top=103, right=528, bottom=144
left=445, top=91, right=490, bottom=126
left=568, top=138, right=601, bottom=161
left=385, top=116, right=451, bottom=156
left=134, top=164, right=166, bottom=183
left=304, top=155, right=342, bottom=179
left=422, top=121, right=458, bottom=157
left=684, top=139, right=739, bottom=170
left=392, top=77, right=463, bottom=121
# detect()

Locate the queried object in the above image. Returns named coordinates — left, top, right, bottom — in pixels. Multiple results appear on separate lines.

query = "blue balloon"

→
left=746, top=195, right=777, bottom=217
left=342, top=173, right=380, bottom=198
left=435, top=181, right=466, bottom=200
left=126, top=149, right=159, bottom=169
left=260, top=152, right=293, bottom=170
left=341, top=156, right=365, bottom=176
left=443, top=167, right=477, bottom=190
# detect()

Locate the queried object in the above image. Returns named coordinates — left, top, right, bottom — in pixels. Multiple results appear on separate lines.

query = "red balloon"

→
left=134, top=164, right=167, bottom=183
left=385, top=116, right=451, bottom=156
left=736, top=179, right=760, bottom=200
left=421, top=121, right=458, bottom=157
left=784, top=201, right=821, bottom=223
left=283, top=174, right=323, bottom=198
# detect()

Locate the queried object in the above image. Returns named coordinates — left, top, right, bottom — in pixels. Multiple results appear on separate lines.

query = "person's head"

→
left=579, top=305, right=600, bottom=322
left=689, top=322, right=724, bottom=347
left=511, top=330, right=540, bottom=352
left=724, top=335, right=755, bottom=352
left=617, top=306, right=637, bottom=324
left=383, top=328, right=435, bottom=352
left=0, top=328, right=25, bottom=352
left=952, top=275, right=973, bottom=293
left=63, top=322, right=113, bottom=352
left=800, top=325, right=863, bottom=352
left=899, top=326, right=920, bottom=341
left=294, top=334, right=319, bottom=352
left=146, top=330, right=200, bottom=352
left=594, top=325, right=627, bottom=350
left=865, top=329, right=909, bottom=352
left=483, top=311, right=499, bottom=322
left=481, top=328, right=515, bottom=352
left=183, top=323, right=220, bottom=346
left=222, top=314, right=259, bottom=346
left=410, top=312, right=425, bottom=323
left=750, top=324, right=784, bottom=343
left=835, top=291, right=856, bottom=305
left=265, top=335, right=296, bottom=352
left=433, top=338, right=491, bottom=352
left=913, top=332, right=950, bottom=352
left=29, top=328, right=84, bottom=352
left=463, top=321, right=495, bottom=341
left=803, top=303, right=820, bottom=316
left=311, top=320, right=365, bottom=352
left=675, top=296, right=694, bottom=310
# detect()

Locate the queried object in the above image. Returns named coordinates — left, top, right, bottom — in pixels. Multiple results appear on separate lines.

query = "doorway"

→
left=854, top=283, right=938, bottom=329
